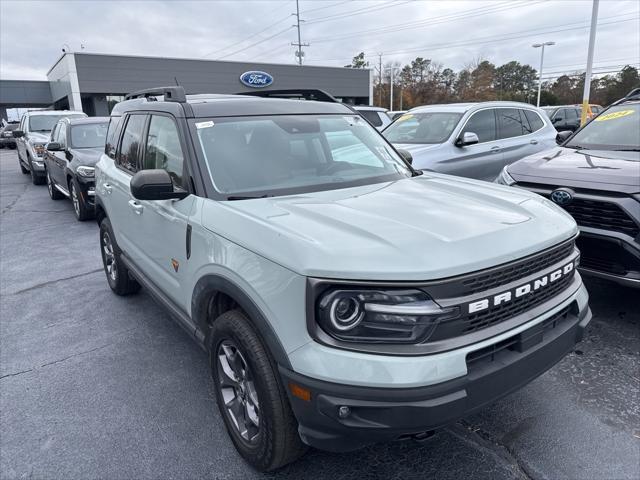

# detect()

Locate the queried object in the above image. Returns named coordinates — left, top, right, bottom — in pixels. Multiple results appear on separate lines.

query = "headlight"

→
left=496, top=166, right=515, bottom=185
left=316, top=288, right=459, bottom=344
left=30, top=142, right=45, bottom=156
left=76, top=166, right=95, bottom=178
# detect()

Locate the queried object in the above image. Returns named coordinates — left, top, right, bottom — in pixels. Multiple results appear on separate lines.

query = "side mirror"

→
left=130, top=169, right=189, bottom=201
left=455, top=132, right=479, bottom=147
left=552, top=117, right=562, bottom=124
left=46, top=142, right=63, bottom=151
left=556, top=130, right=573, bottom=144
left=396, top=148, right=413, bottom=165
left=12, top=130, right=24, bottom=138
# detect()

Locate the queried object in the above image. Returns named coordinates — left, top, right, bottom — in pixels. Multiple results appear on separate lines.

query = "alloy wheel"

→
left=71, top=183, right=80, bottom=216
left=216, top=340, right=261, bottom=443
left=102, top=231, right=117, bottom=282
left=47, top=172, right=53, bottom=197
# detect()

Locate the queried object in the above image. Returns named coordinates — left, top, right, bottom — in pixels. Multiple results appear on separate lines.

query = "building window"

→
left=106, top=95, right=124, bottom=114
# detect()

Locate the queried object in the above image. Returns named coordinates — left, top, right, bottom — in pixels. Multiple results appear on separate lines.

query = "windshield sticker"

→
left=195, top=121, right=215, bottom=129
left=594, top=110, right=634, bottom=122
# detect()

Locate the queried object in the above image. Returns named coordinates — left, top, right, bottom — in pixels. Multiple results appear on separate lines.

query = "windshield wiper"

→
left=613, top=148, right=640, bottom=152
left=226, top=194, right=271, bottom=201
left=567, top=145, right=589, bottom=150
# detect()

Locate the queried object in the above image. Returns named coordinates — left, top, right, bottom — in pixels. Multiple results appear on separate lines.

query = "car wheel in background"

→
left=47, top=171, right=64, bottom=200
left=28, top=155, right=45, bottom=185
left=210, top=309, right=307, bottom=472
left=70, top=178, right=92, bottom=221
left=19, top=162, right=28, bottom=174
left=99, top=217, right=140, bottom=296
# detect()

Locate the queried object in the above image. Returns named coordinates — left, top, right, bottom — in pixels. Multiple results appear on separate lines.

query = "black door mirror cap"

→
left=130, top=169, right=189, bottom=201
left=395, top=148, right=413, bottom=165
left=12, top=130, right=25, bottom=138
left=46, top=142, right=63, bottom=151
left=556, top=130, right=573, bottom=145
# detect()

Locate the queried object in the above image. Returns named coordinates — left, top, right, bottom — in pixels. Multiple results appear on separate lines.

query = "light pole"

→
left=386, top=67, right=399, bottom=111
left=580, top=0, right=599, bottom=126
left=533, top=41, right=555, bottom=107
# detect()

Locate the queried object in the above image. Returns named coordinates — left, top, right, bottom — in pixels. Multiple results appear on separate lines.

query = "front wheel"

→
left=29, top=156, right=45, bottom=185
left=99, top=218, right=140, bottom=296
left=70, top=178, right=92, bottom=221
left=47, top=171, right=64, bottom=200
left=210, top=310, right=306, bottom=471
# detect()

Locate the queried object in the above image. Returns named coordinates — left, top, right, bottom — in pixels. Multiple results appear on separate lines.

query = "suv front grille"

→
left=466, top=304, right=573, bottom=371
left=461, top=240, right=575, bottom=295
left=561, top=199, right=639, bottom=237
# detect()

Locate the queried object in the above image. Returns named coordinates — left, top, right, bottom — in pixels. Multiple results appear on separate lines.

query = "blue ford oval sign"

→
left=239, top=71, right=274, bottom=88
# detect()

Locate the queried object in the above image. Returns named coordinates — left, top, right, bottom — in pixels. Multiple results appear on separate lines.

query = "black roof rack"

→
left=125, top=86, right=186, bottom=103
left=624, top=87, right=640, bottom=99
left=236, top=89, right=341, bottom=103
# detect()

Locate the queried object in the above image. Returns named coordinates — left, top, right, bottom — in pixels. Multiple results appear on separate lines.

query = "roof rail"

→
left=125, top=86, right=186, bottom=103
left=236, top=89, right=341, bottom=103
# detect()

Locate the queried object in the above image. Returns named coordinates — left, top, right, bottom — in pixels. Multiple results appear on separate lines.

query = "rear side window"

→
left=567, top=108, right=579, bottom=120
left=359, top=110, right=383, bottom=127
left=497, top=109, right=527, bottom=139
left=523, top=110, right=545, bottom=133
left=117, top=114, right=146, bottom=174
left=105, top=116, right=122, bottom=159
left=462, top=109, right=496, bottom=143
left=143, top=115, right=185, bottom=188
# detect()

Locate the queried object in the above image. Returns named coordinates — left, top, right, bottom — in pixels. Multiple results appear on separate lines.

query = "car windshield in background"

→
left=70, top=122, right=109, bottom=148
left=193, top=114, right=412, bottom=198
left=565, top=104, right=640, bottom=152
left=383, top=112, right=462, bottom=144
left=29, top=114, right=85, bottom=132
left=542, top=107, right=556, bottom=117
left=4, top=124, right=18, bottom=131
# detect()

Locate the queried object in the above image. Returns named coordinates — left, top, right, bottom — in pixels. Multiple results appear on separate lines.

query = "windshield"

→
left=70, top=122, right=108, bottom=148
left=542, top=107, right=557, bottom=117
left=4, top=124, right=18, bottom=131
left=383, top=112, right=462, bottom=144
left=29, top=114, right=85, bottom=133
left=193, top=114, right=412, bottom=198
left=565, top=104, right=640, bottom=151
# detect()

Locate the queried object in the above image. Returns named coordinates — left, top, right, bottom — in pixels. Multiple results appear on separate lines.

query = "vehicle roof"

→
left=353, top=105, right=388, bottom=112
left=112, top=94, right=354, bottom=118
left=409, top=101, right=540, bottom=114
left=24, top=110, right=85, bottom=117
left=66, top=116, right=110, bottom=126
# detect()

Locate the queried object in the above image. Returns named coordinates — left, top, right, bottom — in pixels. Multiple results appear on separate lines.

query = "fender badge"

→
left=171, top=259, right=180, bottom=273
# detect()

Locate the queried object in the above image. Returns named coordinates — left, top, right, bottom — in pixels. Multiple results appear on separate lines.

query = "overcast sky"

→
left=1, top=0, right=638, bottom=80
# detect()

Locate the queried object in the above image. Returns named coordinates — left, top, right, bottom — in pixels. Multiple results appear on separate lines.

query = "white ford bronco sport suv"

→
left=96, top=86, right=591, bottom=471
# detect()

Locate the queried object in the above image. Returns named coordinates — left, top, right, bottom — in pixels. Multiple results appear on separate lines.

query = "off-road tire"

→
left=99, top=217, right=140, bottom=296
left=210, top=310, right=307, bottom=471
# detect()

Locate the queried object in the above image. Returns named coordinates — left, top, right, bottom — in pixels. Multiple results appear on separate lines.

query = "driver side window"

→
left=143, top=115, right=185, bottom=189
left=461, top=109, right=497, bottom=143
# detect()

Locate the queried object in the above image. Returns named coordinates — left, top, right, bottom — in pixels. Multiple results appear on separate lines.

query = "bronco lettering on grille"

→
left=467, top=261, right=576, bottom=314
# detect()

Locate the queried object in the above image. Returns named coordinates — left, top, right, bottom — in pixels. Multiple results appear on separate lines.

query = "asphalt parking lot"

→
left=0, top=148, right=638, bottom=480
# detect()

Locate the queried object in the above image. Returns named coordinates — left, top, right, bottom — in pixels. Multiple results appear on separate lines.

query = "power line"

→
left=307, top=14, right=638, bottom=63
left=308, top=0, right=539, bottom=43
left=305, top=0, right=413, bottom=25
left=303, top=0, right=351, bottom=14
left=202, top=1, right=292, bottom=58
left=217, top=25, right=293, bottom=60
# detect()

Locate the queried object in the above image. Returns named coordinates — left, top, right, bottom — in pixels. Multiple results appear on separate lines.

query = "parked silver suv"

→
left=14, top=110, right=86, bottom=184
left=383, top=102, right=557, bottom=180
left=96, top=87, right=590, bottom=471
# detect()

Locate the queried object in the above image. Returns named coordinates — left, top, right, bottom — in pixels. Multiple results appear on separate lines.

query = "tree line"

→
left=344, top=52, right=639, bottom=110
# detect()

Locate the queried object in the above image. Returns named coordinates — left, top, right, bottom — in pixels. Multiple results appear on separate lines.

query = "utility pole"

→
left=533, top=41, right=555, bottom=107
left=291, top=0, right=309, bottom=65
left=581, top=0, right=600, bottom=126
left=377, top=53, right=383, bottom=106
left=386, top=67, right=398, bottom=111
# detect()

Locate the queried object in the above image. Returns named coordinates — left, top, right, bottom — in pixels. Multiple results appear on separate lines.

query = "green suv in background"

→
left=95, top=86, right=591, bottom=471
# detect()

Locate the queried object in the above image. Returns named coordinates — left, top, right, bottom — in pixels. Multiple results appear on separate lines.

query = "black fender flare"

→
left=192, top=275, right=292, bottom=369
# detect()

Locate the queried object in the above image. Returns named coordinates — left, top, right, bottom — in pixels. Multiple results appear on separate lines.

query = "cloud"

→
left=1, top=0, right=638, bottom=81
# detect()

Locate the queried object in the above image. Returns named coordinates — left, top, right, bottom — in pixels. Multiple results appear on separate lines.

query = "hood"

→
left=392, top=143, right=443, bottom=157
left=69, top=147, right=103, bottom=166
left=508, top=147, right=640, bottom=193
left=26, top=132, right=50, bottom=143
left=201, top=175, right=577, bottom=281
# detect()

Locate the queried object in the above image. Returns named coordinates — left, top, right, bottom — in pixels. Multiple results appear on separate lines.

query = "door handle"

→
left=530, top=139, right=538, bottom=145
left=103, top=183, right=113, bottom=195
left=128, top=200, right=144, bottom=215
left=490, top=146, right=501, bottom=152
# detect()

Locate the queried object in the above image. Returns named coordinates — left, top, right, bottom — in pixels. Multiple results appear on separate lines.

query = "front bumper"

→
left=576, top=231, right=640, bottom=288
left=0, top=137, right=16, bottom=147
left=282, top=292, right=591, bottom=452
left=76, top=175, right=96, bottom=208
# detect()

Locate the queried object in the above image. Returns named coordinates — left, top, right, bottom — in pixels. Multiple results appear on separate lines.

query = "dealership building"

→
left=0, top=52, right=373, bottom=121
